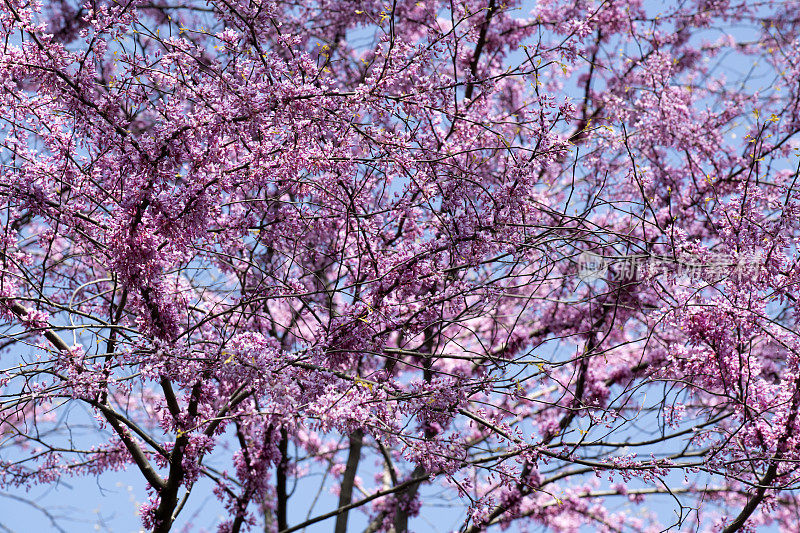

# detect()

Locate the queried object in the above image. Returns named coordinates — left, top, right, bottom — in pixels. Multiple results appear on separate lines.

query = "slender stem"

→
left=334, top=429, right=364, bottom=533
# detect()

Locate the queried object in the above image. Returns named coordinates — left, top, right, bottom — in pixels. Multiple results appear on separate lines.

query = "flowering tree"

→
left=3, top=0, right=800, bottom=531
